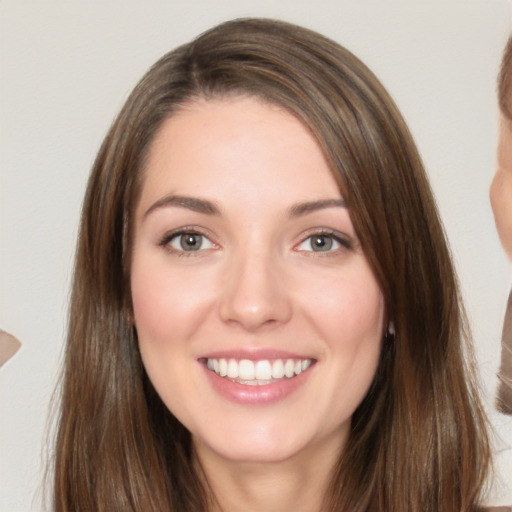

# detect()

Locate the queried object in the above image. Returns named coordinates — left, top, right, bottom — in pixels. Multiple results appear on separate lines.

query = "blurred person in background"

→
left=491, top=36, right=512, bottom=415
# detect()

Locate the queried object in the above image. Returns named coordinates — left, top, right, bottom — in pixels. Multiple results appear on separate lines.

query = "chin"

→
left=197, top=435, right=308, bottom=465
left=191, top=413, right=348, bottom=467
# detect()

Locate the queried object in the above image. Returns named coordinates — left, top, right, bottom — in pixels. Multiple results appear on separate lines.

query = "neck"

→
left=194, top=433, right=345, bottom=512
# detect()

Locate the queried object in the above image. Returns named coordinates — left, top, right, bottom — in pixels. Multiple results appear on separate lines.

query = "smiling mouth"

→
left=204, top=357, right=314, bottom=385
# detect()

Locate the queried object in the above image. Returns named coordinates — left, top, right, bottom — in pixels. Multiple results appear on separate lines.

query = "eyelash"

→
left=157, top=228, right=353, bottom=256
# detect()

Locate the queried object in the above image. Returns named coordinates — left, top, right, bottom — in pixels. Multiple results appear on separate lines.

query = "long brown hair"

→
left=53, top=18, right=490, bottom=511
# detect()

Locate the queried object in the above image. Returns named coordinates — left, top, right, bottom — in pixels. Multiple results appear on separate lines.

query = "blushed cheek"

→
left=332, top=283, right=384, bottom=399
left=352, top=287, right=384, bottom=340
left=346, top=284, right=384, bottom=384
left=131, top=259, right=217, bottom=347
left=311, top=275, right=384, bottom=346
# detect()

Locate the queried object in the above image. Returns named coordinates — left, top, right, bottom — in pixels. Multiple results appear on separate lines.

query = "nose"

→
left=219, top=250, right=293, bottom=332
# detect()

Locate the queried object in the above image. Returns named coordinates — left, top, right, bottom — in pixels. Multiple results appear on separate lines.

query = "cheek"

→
left=130, top=254, right=219, bottom=413
left=300, top=267, right=384, bottom=393
left=301, top=268, right=384, bottom=346
left=327, top=285, right=384, bottom=418
left=130, top=254, right=216, bottom=346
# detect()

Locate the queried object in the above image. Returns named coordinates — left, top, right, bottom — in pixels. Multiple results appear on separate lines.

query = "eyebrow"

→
left=143, top=194, right=220, bottom=219
left=288, top=198, right=347, bottom=217
left=143, top=195, right=346, bottom=220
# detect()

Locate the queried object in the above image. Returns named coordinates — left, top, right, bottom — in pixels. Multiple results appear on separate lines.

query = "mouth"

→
left=203, top=357, right=314, bottom=386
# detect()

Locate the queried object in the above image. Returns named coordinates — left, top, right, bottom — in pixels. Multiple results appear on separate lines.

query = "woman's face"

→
left=131, top=97, right=384, bottom=465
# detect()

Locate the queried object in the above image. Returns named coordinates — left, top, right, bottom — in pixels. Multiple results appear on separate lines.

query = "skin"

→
left=131, top=97, right=385, bottom=511
left=491, top=115, right=512, bottom=260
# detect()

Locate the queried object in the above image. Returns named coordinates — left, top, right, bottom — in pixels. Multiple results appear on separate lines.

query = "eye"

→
left=162, top=230, right=215, bottom=252
left=296, top=232, right=349, bottom=253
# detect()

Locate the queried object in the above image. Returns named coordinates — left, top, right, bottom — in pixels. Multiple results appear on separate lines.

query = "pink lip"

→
left=201, top=360, right=315, bottom=405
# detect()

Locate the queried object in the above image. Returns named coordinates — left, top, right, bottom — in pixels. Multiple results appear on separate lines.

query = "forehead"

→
left=147, top=96, right=321, bottom=164
left=138, top=96, right=342, bottom=212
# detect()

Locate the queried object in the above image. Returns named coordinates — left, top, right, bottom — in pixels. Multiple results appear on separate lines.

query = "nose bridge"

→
left=219, top=241, right=291, bottom=330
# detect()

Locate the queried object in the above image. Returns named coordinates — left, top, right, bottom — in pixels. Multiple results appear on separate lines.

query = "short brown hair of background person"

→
left=491, top=35, right=512, bottom=415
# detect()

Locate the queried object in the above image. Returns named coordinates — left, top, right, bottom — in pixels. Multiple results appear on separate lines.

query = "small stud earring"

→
left=386, top=321, right=395, bottom=340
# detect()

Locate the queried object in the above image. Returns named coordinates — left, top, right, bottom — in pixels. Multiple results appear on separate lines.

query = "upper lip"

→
left=198, top=348, right=315, bottom=361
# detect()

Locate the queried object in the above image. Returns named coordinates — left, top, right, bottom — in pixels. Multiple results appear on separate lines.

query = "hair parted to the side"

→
left=53, top=18, right=491, bottom=512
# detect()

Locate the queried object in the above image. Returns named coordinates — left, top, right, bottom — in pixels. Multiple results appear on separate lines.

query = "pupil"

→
left=313, top=235, right=332, bottom=251
left=181, top=234, right=200, bottom=250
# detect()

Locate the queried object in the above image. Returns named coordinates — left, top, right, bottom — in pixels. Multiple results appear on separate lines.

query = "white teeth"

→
left=206, top=357, right=313, bottom=384
left=219, top=358, right=228, bottom=377
left=271, top=359, right=285, bottom=379
left=301, top=359, right=311, bottom=371
left=284, top=359, right=295, bottom=378
left=227, top=358, right=239, bottom=378
left=255, top=360, right=272, bottom=380
left=238, top=359, right=255, bottom=380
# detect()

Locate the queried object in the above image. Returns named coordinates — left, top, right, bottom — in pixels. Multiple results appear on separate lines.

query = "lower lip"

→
left=202, top=363, right=314, bottom=405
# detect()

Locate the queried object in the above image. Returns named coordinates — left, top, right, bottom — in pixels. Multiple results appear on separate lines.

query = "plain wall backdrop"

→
left=1, top=1, right=511, bottom=510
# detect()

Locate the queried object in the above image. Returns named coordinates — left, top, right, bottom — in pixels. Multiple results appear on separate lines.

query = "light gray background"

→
left=1, top=1, right=511, bottom=510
